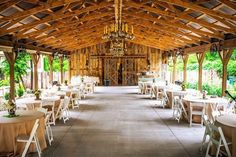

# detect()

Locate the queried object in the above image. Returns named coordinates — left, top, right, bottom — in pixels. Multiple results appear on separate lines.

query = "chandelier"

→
left=102, top=0, right=134, bottom=56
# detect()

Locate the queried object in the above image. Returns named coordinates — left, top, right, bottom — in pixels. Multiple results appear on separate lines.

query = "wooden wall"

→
left=70, top=42, right=162, bottom=85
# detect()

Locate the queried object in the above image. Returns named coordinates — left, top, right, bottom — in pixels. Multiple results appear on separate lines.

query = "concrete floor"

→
left=39, top=86, right=205, bottom=157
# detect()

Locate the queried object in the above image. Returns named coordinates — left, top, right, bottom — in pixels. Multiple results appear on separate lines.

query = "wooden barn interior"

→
left=0, top=0, right=236, bottom=157
left=0, top=0, right=235, bottom=87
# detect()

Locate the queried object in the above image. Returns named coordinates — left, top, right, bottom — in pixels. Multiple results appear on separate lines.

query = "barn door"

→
left=104, top=58, right=118, bottom=86
left=123, top=59, right=136, bottom=85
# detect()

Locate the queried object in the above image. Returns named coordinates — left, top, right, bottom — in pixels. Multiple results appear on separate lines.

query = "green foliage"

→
left=43, top=57, right=50, bottom=72
left=17, top=88, right=24, bottom=97
left=173, top=49, right=236, bottom=78
left=186, top=82, right=198, bottom=90
left=1, top=51, right=30, bottom=80
left=52, top=58, right=60, bottom=72
left=187, top=82, right=222, bottom=96
left=43, top=56, right=69, bottom=72
left=187, top=54, right=198, bottom=71
left=4, top=93, right=9, bottom=100
left=202, top=83, right=222, bottom=96
left=0, top=80, right=9, bottom=87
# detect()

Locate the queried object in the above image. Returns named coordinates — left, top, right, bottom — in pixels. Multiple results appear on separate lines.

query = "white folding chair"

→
left=41, top=100, right=56, bottom=125
left=55, top=100, right=63, bottom=120
left=79, top=84, right=86, bottom=99
left=144, top=83, right=152, bottom=95
left=205, top=124, right=232, bottom=157
left=70, top=91, right=80, bottom=109
left=173, top=97, right=188, bottom=123
left=189, top=102, right=205, bottom=127
left=138, top=82, right=144, bottom=94
left=153, top=88, right=166, bottom=108
left=45, top=112, right=54, bottom=145
left=84, top=82, right=94, bottom=94
left=172, top=96, right=180, bottom=119
left=36, top=108, right=54, bottom=145
left=60, top=96, right=71, bottom=123
left=200, top=115, right=212, bottom=151
left=16, top=119, right=41, bottom=157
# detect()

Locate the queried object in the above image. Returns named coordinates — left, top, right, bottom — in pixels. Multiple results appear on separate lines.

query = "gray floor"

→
left=40, top=86, right=205, bottom=157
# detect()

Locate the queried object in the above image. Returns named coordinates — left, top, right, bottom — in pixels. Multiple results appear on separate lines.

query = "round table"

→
left=182, top=96, right=228, bottom=122
left=165, top=89, right=188, bottom=108
left=182, top=96, right=228, bottom=104
left=216, top=114, right=236, bottom=157
left=0, top=110, right=47, bottom=155
left=16, top=96, right=60, bottom=109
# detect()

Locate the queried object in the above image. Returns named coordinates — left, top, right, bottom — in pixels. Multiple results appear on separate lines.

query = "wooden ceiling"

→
left=0, top=0, right=235, bottom=53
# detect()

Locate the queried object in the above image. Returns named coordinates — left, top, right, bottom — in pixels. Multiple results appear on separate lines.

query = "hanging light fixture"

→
left=102, top=0, right=134, bottom=56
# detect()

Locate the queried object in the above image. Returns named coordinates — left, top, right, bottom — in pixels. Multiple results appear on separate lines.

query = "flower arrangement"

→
left=202, top=90, right=208, bottom=99
left=0, top=100, right=17, bottom=117
left=181, top=82, right=186, bottom=91
left=34, top=89, right=41, bottom=100
left=64, top=80, right=68, bottom=86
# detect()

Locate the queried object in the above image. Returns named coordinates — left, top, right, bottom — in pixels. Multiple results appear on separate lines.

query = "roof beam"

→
left=126, top=1, right=235, bottom=34
left=0, top=0, right=83, bottom=23
left=156, top=0, right=236, bottom=22
left=0, top=1, right=112, bottom=37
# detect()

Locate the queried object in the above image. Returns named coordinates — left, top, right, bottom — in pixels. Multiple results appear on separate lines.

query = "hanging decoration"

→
left=102, top=0, right=134, bottom=56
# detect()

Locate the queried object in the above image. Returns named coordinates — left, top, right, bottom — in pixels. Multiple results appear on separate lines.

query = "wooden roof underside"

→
left=0, top=0, right=235, bottom=54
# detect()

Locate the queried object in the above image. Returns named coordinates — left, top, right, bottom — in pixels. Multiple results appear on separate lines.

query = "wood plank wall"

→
left=70, top=42, right=162, bottom=85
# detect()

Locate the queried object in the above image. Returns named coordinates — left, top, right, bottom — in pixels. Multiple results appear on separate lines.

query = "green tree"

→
left=43, top=56, right=69, bottom=72
left=1, top=51, right=30, bottom=89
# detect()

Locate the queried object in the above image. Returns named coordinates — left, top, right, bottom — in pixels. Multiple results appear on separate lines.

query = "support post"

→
left=31, top=52, right=40, bottom=91
left=182, top=54, right=189, bottom=82
left=48, top=55, right=53, bottom=85
left=3, top=49, right=17, bottom=102
left=172, top=54, right=177, bottom=84
left=68, top=55, right=71, bottom=83
left=60, top=55, right=64, bottom=84
left=196, top=52, right=206, bottom=92
left=218, top=49, right=233, bottom=96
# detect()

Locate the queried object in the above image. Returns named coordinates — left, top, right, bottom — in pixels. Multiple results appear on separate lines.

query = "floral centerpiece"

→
left=34, top=89, right=41, bottom=100
left=64, top=80, right=68, bottom=86
left=0, top=100, right=17, bottom=117
left=202, top=90, right=208, bottom=99
left=181, top=82, right=186, bottom=91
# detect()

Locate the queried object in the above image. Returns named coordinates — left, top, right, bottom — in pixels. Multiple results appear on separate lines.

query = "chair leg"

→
left=52, top=113, right=55, bottom=125
left=34, top=136, right=41, bottom=157
left=46, top=126, right=51, bottom=146
left=200, top=129, right=207, bottom=151
left=216, top=142, right=221, bottom=157
left=205, top=141, right=211, bottom=157
left=49, top=126, right=54, bottom=144
left=189, top=115, right=192, bottom=127
left=21, top=141, right=31, bottom=157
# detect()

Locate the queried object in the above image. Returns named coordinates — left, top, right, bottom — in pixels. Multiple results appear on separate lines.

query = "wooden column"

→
left=68, top=55, right=71, bottom=83
left=31, top=53, right=40, bottom=91
left=172, top=55, right=177, bottom=83
left=3, top=50, right=17, bottom=102
left=196, top=52, right=206, bottom=92
left=219, top=49, right=233, bottom=96
left=48, top=55, right=53, bottom=84
left=182, top=54, right=189, bottom=82
left=60, top=55, right=64, bottom=84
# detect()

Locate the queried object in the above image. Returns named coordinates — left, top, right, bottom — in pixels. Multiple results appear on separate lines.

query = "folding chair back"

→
left=19, top=119, right=40, bottom=157
left=205, top=124, right=232, bottom=157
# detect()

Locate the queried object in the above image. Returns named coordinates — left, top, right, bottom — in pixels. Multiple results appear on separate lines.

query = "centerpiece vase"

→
left=35, top=94, right=40, bottom=100
left=8, top=108, right=16, bottom=116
